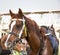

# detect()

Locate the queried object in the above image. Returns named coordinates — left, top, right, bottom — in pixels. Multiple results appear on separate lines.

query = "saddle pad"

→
left=46, top=29, right=58, bottom=49
left=48, top=35, right=58, bottom=49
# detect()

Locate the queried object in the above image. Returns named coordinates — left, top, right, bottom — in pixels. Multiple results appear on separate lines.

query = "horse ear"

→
left=18, top=8, right=23, bottom=16
left=9, top=10, right=14, bottom=17
left=51, top=24, right=53, bottom=28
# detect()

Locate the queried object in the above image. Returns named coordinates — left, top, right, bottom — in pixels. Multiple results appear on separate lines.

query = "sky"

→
left=0, top=0, right=60, bottom=13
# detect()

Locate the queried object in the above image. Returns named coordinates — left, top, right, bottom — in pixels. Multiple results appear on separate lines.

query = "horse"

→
left=41, top=25, right=59, bottom=55
left=4, top=8, right=54, bottom=55
left=0, top=37, right=11, bottom=55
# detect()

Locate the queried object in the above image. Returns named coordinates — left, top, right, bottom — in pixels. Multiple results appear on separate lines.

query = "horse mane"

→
left=23, top=15, right=41, bottom=38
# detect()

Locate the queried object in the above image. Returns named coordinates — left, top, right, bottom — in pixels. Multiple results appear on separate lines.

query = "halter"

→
left=5, top=17, right=27, bottom=49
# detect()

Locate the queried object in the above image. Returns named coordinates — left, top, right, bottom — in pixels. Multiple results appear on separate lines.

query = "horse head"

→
left=9, top=8, right=26, bottom=39
left=8, top=8, right=42, bottom=54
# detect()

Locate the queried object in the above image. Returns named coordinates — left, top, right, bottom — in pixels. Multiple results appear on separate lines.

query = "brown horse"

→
left=48, top=25, right=59, bottom=43
left=41, top=25, right=59, bottom=43
left=1, top=8, right=53, bottom=55
left=41, top=25, right=59, bottom=55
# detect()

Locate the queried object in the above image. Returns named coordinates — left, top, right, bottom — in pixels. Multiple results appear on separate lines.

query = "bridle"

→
left=5, top=17, right=27, bottom=50
left=11, top=18, right=26, bottom=38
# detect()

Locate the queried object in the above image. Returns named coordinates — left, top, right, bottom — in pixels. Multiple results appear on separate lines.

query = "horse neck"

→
left=24, top=16, right=35, bottom=31
left=23, top=16, right=41, bottom=50
left=24, top=16, right=40, bottom=37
